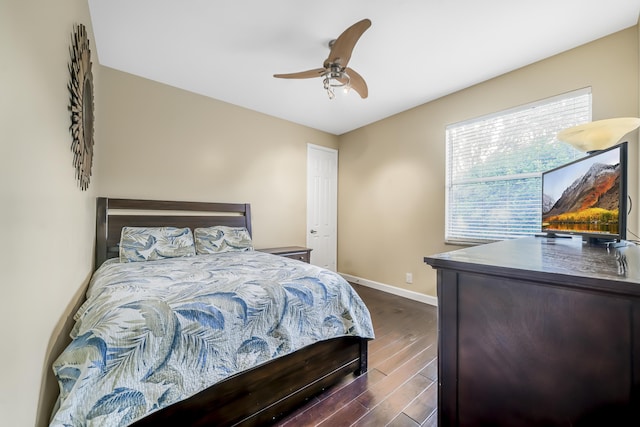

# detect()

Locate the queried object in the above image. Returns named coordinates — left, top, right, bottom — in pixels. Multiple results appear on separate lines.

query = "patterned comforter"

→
left=50, top=251, right=374, bottom=426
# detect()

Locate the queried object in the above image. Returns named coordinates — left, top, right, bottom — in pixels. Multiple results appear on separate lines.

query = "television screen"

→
left=541, top=142, right=627, bottom=243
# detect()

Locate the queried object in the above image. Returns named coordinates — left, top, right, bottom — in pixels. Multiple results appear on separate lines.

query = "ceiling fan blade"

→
left=273, top=68, right=326, bottom=79
left=325, top=18, right=371, bottom=68
left=346, top=67, right=368, bottom=99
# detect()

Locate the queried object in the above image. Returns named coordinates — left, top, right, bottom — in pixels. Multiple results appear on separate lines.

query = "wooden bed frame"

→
left=95, top=197, right=368, bottom=426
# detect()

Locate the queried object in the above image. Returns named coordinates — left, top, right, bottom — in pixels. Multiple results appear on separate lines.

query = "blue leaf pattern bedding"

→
left=50, top=251, right=374, bottom=426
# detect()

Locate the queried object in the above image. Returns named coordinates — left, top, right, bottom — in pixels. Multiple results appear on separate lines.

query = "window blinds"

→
left=445, top=88, right=591, bottom=244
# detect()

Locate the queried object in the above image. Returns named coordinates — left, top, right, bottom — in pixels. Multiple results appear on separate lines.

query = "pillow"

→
left=119, top=226, right=196, bottom=262
left=194, top=226, right=253, bottom=255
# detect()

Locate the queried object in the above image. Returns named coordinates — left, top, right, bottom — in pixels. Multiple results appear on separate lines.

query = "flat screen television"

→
left=541, top=142, right=627, bottom=244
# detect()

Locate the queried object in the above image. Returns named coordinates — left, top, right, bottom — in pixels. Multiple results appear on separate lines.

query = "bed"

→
left=50, top=197, right=374, bottom=426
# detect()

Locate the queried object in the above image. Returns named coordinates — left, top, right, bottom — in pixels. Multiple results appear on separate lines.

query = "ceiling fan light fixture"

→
left=323, top=76, right=336, bottom=99
left=322, top=68, right=350, bottom=99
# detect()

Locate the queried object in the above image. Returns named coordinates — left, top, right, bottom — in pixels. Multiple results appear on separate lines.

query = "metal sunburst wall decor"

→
left=68, top=23, right=94, bottom=191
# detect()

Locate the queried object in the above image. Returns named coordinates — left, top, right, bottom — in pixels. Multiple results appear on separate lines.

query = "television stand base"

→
left=535, top=232, right=572, bottom=239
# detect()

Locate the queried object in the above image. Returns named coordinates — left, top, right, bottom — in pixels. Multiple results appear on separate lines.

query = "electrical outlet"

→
left=405, top=273, right=413, bottom=284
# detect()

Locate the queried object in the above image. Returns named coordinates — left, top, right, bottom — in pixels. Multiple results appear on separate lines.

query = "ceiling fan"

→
left=274, top=18, right=371, bottom=99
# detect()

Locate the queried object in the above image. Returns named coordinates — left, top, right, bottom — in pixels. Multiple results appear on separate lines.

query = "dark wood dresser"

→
left=424, top=236, right=640, bottom=426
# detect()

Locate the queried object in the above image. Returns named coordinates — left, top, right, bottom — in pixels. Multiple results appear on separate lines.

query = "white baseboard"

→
left=339, top=273, right=438, bottom=307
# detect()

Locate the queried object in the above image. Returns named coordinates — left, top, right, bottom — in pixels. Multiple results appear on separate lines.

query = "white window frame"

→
left=445, top=88, right=592, bottom=245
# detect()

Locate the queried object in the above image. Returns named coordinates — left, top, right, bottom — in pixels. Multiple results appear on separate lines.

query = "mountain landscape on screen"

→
left=543, top=162, right=620, bottom=233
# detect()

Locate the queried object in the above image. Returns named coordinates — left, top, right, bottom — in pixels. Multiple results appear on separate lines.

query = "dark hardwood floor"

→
left=275, top=283, right=438, bottom=427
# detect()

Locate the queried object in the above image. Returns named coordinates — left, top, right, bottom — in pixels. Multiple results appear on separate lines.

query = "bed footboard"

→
left=131, top=336, right=368, bottom=426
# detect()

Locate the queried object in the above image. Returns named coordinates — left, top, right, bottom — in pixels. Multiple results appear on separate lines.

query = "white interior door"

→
left=307, top=144, right=337, bottom=271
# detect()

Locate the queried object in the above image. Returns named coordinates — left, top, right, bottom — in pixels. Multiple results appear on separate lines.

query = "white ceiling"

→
left=88, top=0, right=640, bottom=135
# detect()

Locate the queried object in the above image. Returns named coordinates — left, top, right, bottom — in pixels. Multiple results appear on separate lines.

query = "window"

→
left=445, top=88, right=591, bottom=244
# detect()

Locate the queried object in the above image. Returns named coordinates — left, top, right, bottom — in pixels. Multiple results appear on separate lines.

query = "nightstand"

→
left=258, top=246, right=312, bottom=263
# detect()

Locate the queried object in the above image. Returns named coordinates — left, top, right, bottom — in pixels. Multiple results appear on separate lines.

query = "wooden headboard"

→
left=95, top=197, right=252, bottom=269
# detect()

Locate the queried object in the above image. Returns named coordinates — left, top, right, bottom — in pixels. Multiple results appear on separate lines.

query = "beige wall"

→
left=95, top=67, right=339, bottom=249
left=338, top=26, right=639, bottom=297
left=0, top=0, right=99, bottom=425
